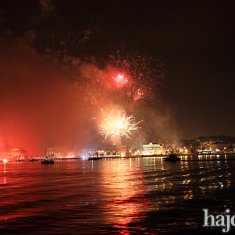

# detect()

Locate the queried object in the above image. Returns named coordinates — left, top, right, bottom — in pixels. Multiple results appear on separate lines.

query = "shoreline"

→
left=1, top=152, right=235, bottom=163
left=59, top=152, right=235, bottom=160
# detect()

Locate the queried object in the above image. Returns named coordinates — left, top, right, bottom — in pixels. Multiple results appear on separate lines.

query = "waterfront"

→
left=0, top=155, right=235, bottom=234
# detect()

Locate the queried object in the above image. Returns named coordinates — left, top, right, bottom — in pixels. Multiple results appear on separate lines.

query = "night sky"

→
left=0, top=0, right=235, bottom=147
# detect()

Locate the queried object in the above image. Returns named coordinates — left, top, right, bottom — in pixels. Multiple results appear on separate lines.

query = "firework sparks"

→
left=112, top=73, right=128, bottom=87
left=134, top=88, right=144, bottom=102
left=99, top=109, right=141, bottom=139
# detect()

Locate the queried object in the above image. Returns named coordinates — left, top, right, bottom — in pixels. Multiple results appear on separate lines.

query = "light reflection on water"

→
left=0, top=155, right=234, bottom=234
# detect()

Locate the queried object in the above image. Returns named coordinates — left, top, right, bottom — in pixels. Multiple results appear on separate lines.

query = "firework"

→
left=112, top=73, right=128, bottom=88
left=108, top=50, right=164, bottom=102
left=99, top=109, right=141, bottom=139
left=133, top=88, right=144, bottom=102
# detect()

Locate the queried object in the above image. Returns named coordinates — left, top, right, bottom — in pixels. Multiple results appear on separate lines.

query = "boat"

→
left=41, top=157, right=55, bottom=164
left=164, top=154, right=181, bottom=162
left=87, top=152, right=102, bottom=160
left=88, top=157, right=102, bottom=160
left=29, top=158, right=39, bottom=162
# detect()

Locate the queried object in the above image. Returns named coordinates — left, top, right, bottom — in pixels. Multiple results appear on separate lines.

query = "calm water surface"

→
left=0, top=155, right=235, bottom=234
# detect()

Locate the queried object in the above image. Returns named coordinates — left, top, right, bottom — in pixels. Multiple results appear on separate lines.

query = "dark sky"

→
left=1, top=0, right=235, bottom=138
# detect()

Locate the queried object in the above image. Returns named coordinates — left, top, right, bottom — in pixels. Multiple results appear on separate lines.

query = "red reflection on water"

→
left=100, top=159, right=152, bottom=233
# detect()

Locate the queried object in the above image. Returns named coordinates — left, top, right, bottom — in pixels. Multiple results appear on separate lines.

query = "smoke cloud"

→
left=0, top=35, right=179, bottom=155
left=0, top=37, right=95, bottom=154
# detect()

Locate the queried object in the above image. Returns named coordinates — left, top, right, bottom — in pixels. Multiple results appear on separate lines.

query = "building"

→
left=210, top=142, right=234, bottom=152
left=0, top=147, right=28, bottom=161
left=81, top=145, right=128, bottom=158
left=142, top=142, right=167, bottom=156
left=46, top=147, right=69, bottom=158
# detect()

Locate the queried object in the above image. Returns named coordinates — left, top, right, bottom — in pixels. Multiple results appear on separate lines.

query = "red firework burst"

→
left=112, top=73, right=128, bottom=88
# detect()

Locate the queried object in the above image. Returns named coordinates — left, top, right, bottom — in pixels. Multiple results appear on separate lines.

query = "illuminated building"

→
left=0, top=148, right=28, bottom=161
left=81, top=145, right=127, bottom=158
left=210, top=142, right=234, bottom=153
left=98, top=145, right=128, bottom=157
left=142, top=142, right=167, bottom=156
left=46, top=147, right=68, bottom=158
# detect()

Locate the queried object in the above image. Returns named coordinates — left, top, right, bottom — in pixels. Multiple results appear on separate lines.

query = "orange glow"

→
left=67, top=152, right=75, bottom=158
left=2, top=159, right=8, bottom=163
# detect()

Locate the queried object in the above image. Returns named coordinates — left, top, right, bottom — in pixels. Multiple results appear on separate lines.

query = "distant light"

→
left=81, top=154, right=89, bottom=160
left=120, top=152, right=125, bottom=157
left=67, top=152, right=75, bottom=158
left=3, top=159, right=8, bottom=163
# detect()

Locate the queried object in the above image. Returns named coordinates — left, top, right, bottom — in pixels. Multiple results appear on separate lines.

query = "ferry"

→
left=164, top=154, right=181, bottom=162
left=41, top=157, right=55, bottom=164
left=88, top=156, right=102, bottom=160
left=29, top=158, right=39, bottom=162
